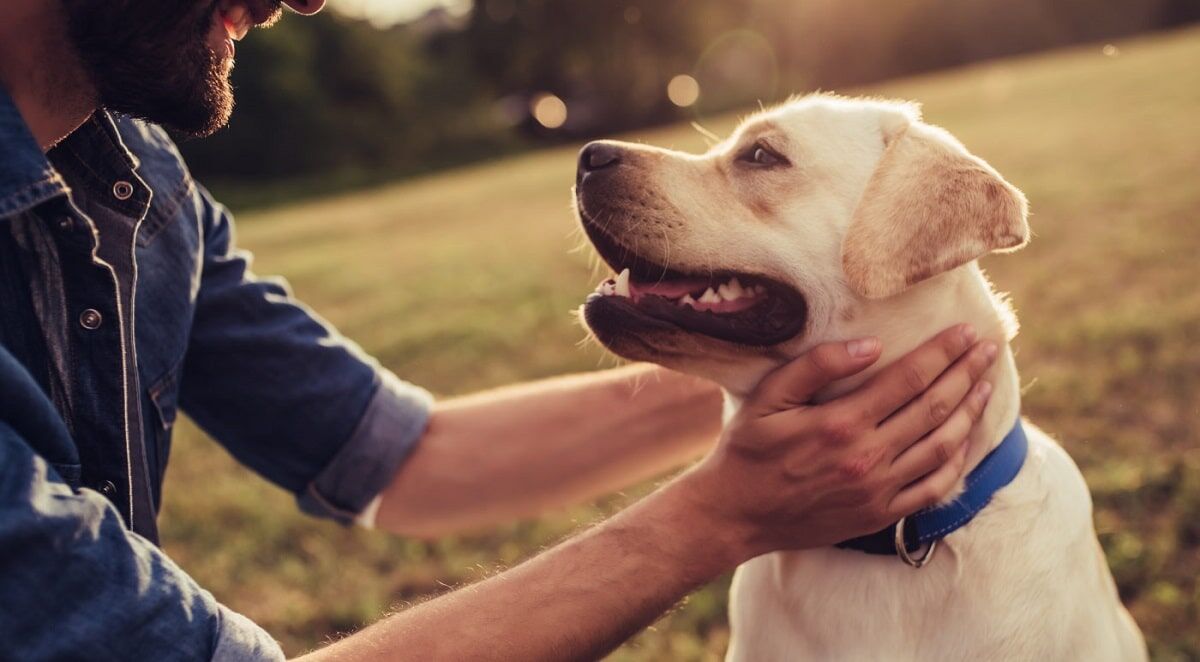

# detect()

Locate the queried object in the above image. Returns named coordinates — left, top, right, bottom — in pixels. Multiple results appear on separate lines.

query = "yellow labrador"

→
left=573, top=95, right=1145, bottom=661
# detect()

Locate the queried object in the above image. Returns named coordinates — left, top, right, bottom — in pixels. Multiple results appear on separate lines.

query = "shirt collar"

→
left=0, top=84, right=145, bottom=221
left=0, top=84, right=68, bottom=218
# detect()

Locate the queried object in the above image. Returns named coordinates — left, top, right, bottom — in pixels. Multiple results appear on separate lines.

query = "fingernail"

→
left=847, top=337, right=879, bottom=358
left=982, top=341, right=998, bottom=361
left=974, top=380, right=993, bottom=404
left=960, top=324, right=977, bottom=347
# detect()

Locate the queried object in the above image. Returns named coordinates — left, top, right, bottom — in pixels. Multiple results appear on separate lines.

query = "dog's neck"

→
left=723, top=264, right=1021, bottom=480
left=835, top=264, right=1021, bottom=476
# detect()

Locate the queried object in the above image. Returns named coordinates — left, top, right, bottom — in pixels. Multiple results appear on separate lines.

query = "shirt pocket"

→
left=137, top=177, right=194, bottom=248
left=134, top=185, right=201, bottom=389
left=146, top=366, right=179, bottom=487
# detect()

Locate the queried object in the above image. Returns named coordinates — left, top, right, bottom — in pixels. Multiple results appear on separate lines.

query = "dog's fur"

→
left=575, top=95, right=1146, bottom=660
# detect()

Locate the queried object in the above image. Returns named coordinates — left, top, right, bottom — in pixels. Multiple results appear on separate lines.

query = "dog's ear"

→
left=841, top=115, right=1029, bottom=299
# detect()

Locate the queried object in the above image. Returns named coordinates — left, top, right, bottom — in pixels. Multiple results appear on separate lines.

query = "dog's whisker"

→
left=691, top=121, right=721, bottom=148
left=658, top=226, right=673, bottom=286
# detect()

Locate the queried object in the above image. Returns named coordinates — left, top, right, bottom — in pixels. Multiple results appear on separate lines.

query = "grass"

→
left=159, top=26, right=1200, bottom=660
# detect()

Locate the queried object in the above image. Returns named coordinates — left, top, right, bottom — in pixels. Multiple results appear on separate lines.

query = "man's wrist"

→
left=651, top=470, right=757, bottom=577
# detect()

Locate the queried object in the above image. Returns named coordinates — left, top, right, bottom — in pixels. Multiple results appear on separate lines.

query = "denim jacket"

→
left=0, top=86, right=433, bottom=660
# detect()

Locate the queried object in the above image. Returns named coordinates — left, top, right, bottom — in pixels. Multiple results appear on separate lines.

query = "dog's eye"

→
left=739, top=143, right=787, bottom=168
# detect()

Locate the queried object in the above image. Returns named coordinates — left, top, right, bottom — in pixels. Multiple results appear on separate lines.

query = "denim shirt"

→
left=0, top=86, right=433, bottom=659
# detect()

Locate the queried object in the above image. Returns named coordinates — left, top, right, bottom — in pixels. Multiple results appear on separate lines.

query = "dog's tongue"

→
left=630, top=277, right=710, bottom=299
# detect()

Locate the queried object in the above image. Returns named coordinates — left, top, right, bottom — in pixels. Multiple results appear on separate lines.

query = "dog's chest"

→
left=723, top=429, right=1137, bottom=661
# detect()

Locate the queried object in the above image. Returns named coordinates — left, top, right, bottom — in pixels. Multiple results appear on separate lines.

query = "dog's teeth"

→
left=679, top=294, right=696, bottom=307
left=699, top=287, right=721, bottom=304
left=719, top=282, right=746, bottom=301
left=614, top=268, right=631, bottom=297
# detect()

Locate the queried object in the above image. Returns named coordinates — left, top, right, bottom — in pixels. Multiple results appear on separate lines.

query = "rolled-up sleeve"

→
left=0, top=420, right=284, bottom=661
left=296, top=370, right=433, bottom=522
left=178, top=185, right=433, bottom=523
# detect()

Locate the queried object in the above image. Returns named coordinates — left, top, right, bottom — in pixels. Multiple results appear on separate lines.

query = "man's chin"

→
left=65, top=0, right=235, bottom=139
left=103, top=78, right=233, bottom=138
left=172, top=95, right=234, bottom=138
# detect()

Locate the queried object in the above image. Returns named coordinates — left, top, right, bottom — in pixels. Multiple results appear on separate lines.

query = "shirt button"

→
left=112, top=180, right=135, bottom=201
left=79, top=309, right=103, bottom=330
left=57, top=216, right=75, bottom=232
left=99, top=480, right=117, bottom=497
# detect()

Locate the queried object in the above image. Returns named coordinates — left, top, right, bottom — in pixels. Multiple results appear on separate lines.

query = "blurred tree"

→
left=180, top=12, right=515, bottom=185
left=463, top=0, right=753, bottom=134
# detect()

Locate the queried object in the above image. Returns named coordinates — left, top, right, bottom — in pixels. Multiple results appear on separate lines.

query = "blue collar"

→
left=837, top=418, right=1028, bottom=556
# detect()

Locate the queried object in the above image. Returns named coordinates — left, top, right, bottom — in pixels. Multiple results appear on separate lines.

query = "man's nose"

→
left=282, top=0, right=325, bottom=15
left=579, top=142, right=623, bottom=174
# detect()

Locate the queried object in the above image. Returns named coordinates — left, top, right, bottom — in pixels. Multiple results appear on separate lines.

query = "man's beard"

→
left=60, top=0, right=233, bottom=138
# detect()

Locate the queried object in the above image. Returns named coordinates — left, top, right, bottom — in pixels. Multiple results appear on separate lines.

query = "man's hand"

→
left=679, top=324, right=997, bottom=560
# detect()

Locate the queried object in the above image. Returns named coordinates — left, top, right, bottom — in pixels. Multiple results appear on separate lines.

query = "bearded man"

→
left=0, top=0, right=996, bottom=658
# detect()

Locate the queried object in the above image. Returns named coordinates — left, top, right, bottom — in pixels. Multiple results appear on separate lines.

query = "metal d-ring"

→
left=894, top=515, right=937, bottom=568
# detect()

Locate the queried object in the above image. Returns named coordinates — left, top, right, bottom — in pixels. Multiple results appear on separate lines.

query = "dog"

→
left=573, top=94, right=1145, bottom=660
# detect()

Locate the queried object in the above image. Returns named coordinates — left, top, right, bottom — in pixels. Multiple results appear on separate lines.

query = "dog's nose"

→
left=579, top=142, right=622, bottom=173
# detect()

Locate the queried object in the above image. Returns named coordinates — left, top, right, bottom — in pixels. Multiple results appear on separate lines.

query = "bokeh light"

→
left=667, top=74, right=701, bottom=107
left=531, top=93, right=568, bottom=129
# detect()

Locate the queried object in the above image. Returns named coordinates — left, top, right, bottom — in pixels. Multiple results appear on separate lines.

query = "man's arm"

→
left=374, top=364, right=722, bottom=537
left=302, top=327, right=997, bottom=661
left=178, top=185, right=435, bottom=525
left=182, top=184, right=716, bottom=534
left=313, top=477, right=738, bottom=662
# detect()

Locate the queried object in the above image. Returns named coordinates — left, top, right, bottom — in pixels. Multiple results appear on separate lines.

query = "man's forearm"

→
left=376, top=364, right=723, bottom=537
left=299, top=479, right=742, bottom=662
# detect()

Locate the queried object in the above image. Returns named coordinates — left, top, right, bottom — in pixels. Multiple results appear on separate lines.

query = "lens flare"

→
left=531, top=93, right=568, bottom=129
left=667, top=74, right=701, bottom=107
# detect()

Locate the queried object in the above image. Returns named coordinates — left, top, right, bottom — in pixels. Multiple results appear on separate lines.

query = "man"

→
left=0, top=0, right=999, bottom=659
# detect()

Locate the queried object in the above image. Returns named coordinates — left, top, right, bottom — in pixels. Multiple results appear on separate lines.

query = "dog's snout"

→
left=579, top=142, right=622, bottom=174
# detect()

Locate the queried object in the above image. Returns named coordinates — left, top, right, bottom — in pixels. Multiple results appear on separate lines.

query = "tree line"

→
left=179, top=0, right=1198, bottom=204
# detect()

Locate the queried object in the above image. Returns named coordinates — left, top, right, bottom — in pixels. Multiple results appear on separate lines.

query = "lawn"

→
left=161, top=26, right=1200, bottom=660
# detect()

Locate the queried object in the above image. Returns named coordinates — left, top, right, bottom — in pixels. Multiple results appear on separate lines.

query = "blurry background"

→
left=162, top=1, right=1199, bottom=659
left=182, top=0, right=1200, bottom=207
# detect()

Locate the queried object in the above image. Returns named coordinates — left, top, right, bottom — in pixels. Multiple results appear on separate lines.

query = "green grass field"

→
left=161, top=27, right=1200, bottom=660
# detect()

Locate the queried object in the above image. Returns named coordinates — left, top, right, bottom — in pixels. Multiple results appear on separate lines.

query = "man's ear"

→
left=841, top=118, right=1029, bottom=299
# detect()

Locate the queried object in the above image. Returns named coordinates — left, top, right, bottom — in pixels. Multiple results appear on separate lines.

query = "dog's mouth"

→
left=583, top=223, right=807, bottom=347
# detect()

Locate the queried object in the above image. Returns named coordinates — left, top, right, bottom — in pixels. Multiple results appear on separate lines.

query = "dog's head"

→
left=575, top=94, right=1028, bottom=394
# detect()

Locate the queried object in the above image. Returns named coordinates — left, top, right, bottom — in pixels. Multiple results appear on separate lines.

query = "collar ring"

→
left=894, top=515, right=937, bottom=568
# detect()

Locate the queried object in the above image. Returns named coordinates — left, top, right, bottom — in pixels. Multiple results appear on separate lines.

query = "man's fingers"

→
left=880, top=341, right=998, bottom=455
left=749, top=338, right=881, bottom=415
left=848, top=324, right=978, bottom=424
left=889, top=379, right=991, bottom=484
left=887, top=432, right=971, bottom=517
